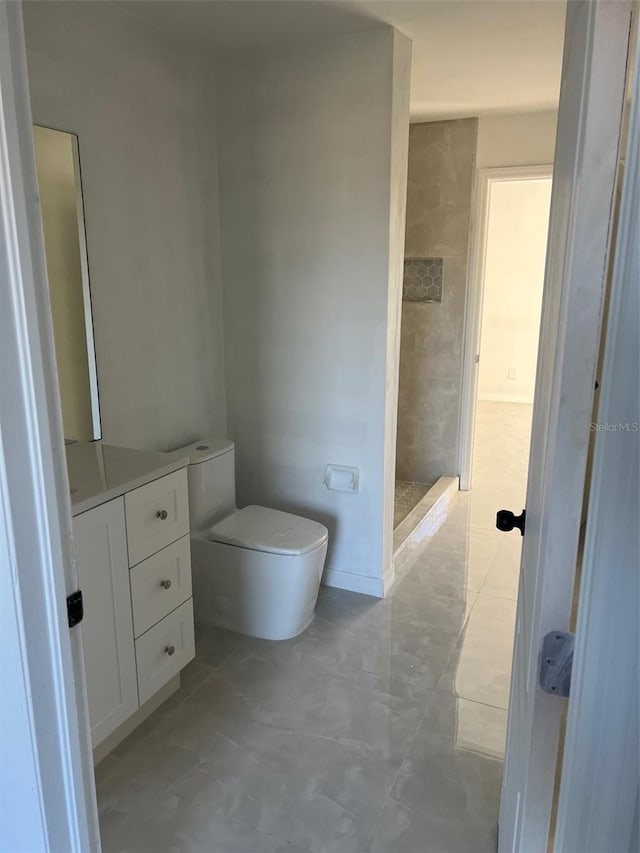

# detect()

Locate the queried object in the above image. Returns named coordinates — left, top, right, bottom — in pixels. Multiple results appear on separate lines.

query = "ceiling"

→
left=356, top=1, right=566, bottom=120
left=33, top=1, right=567, bottom=120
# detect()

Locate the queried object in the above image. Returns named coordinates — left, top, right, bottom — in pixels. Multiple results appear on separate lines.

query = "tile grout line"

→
left=359, top=577, right=482, bottom=841
left=363, top=687, right=441, bottom=842
left=431, top=687, right=509, bottom=715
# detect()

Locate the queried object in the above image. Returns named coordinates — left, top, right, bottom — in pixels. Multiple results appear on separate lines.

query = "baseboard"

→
left=322, top=566, right=384, bottom=598
left=477, top=392, right=534, bottom=404
left=323, top=478, right=459, bottom=600
left=322, top=477, right=460, bottom=600
left=382, top=561, right=397, bottom=596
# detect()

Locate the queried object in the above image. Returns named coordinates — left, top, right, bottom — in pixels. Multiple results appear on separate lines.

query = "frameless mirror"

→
left=33, top=125, right=101, bottom=441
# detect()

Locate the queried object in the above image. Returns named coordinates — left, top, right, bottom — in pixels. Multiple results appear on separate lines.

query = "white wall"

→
left=477, top=110, right=558, bottom=168
left=478, top=177, right=552, bottom=403
left=215, top=29, right=411, bottom=596
left=23, top=3, right=227, bottom=451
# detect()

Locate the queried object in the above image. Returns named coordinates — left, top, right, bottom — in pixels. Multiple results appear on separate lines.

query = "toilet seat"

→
left=207, top=505, right=328, bottom=557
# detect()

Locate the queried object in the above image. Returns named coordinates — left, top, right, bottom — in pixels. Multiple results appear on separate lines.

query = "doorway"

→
left=461, top=167, right=553, bottom=522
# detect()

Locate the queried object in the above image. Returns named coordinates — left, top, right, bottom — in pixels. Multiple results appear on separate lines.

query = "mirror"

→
left=33, top=125, right=101, bottom=441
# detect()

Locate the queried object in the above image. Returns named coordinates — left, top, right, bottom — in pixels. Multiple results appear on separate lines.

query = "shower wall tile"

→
left=405, top=119, right=477, bottom=258
left=397, top=119, right=478, bottom=482
left=395, top=376, right=460, bottom=483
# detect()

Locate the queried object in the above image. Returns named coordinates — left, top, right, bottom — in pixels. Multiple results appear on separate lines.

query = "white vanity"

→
left=67, top=442, right=195, bottom=757
left=36, top=125, right=198, bottom=761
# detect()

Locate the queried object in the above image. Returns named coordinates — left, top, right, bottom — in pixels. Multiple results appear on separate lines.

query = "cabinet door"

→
left=73, top=498, right=138, bottom=747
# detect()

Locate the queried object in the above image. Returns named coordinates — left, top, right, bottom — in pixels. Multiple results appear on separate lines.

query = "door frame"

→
left=498, top=1, right=633, bottom=850
left=0, top=2, right=98, bottom=849
left=552, top=32, right=639, bottom=850
left=458, top=164, right=553, bottom=491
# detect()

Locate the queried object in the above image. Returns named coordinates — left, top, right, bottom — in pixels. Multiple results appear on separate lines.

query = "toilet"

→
left=177, top=437, right=328, bottom=641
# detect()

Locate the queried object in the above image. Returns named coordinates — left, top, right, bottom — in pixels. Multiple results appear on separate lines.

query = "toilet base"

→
left=190, top=534, right=327, bottom=641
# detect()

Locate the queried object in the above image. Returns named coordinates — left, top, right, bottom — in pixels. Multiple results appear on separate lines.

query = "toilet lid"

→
left=207, top=505, right=328, bottom=556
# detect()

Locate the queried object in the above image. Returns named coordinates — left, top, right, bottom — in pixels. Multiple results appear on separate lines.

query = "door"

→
left=498, top=1, right=634, bottom=851
left=73, top=499, right=138, bottom=747
left=551, top=36, right=639, bottom=847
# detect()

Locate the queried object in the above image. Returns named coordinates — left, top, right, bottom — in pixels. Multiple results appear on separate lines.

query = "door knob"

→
left=160, top=579, right=172, bottom=590
left=496, top=508, right=526, bottom=536
left=156, top=509, right=168, bottom=520
left=165, top=645, right=176, bottom=656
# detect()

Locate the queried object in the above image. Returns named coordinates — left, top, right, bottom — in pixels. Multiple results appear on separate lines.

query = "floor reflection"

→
left=95, top=401, right=531, bottom=852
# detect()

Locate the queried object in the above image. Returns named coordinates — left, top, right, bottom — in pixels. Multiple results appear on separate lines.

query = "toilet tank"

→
left=174, top=438, right=236, bottom=531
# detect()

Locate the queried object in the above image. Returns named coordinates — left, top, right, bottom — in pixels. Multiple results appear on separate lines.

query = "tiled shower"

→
left=394, top=118, right=478, bottom=532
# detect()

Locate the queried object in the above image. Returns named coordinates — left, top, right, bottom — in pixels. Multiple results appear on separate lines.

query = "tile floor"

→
left=96, top=401, right=533, bottom=852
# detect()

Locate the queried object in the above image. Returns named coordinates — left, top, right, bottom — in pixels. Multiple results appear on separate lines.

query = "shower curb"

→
left=388, top=475, right=459, bottom=590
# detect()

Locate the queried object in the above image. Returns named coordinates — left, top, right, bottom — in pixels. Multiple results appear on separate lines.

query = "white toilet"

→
left=177, top=437, right=328, bottom=641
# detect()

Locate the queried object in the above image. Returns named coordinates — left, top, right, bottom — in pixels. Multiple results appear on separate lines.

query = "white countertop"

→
left=67, top=441, right=189, bottom=516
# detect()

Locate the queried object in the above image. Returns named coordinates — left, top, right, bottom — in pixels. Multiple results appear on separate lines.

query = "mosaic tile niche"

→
left=403, top=258, right=444, bottom=303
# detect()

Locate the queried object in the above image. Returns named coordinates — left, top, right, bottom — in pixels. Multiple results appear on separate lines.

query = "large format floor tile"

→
left=437, top=594, right=517, bottom=710
left=186, top=655, right=427, bottom=757
left=365, top=692, right=505, bottom=853
left=399, top=525, right=502, bottom=595
left=96, top=401, right=530, bottom=851
left=481, top=534, right=523, bottom=600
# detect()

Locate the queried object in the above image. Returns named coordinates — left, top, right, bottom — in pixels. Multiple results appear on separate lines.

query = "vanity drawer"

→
left=125, top=469, right=189, bottom=566
left=130, top=535, right=192, bottom=638
left=135, top=598, right=195, bottom=705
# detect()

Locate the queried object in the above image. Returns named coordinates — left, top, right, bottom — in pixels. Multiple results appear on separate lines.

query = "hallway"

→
left=96, top=402, right=530, bottom=852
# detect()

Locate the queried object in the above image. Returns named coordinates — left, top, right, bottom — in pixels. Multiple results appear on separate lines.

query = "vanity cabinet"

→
left=72, top=467, right=194, bottom=749
left=73, top=498, right=138, bottom=746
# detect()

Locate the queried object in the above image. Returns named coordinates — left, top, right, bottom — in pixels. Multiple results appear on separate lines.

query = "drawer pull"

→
left=160, top=578, right=172, bottom=590
left=156, top=509, right=169, bottom=521
left=165, top=645, right=176, bottom=656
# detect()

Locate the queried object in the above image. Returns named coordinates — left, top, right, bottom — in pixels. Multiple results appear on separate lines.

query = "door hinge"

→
left=66, top=589, right=84, bottom=627
left=540, top=631, right=574, bottom=697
